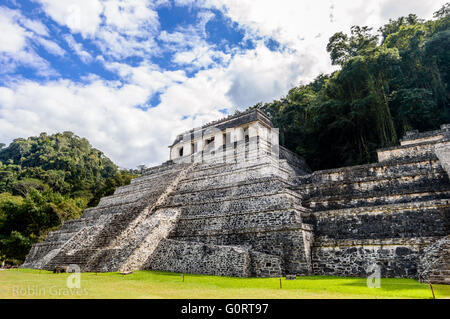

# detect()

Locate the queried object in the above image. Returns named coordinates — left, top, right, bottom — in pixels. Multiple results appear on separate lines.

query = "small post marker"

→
left=182, top=274, right=184, bottom=282
left=429, top=283, right=435, bottom=299
left=279, top=278, right=282, bottom=289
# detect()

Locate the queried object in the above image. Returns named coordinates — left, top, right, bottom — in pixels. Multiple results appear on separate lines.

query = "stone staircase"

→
left=149, top=156, right=314, bottom=276
left=22, top=162, right=192, bottom=271
left=22, top=155, right=311, bottom=277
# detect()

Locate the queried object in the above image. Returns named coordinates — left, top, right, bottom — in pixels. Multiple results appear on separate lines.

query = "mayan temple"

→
left=22, top=109, right=450, bottom=284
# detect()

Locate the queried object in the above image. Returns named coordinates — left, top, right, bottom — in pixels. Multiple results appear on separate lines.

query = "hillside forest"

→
left=251, top=4, right=450, bottom=170
left=0, top=132, right=136, bottom=264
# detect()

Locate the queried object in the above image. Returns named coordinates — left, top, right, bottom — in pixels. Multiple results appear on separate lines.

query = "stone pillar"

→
left=214, top=131, right=224, bottom=163
left=248, top=123, right=259, bottom=138
left=270, top=127, right=280, bottom=167
left=435, top=142, right=450, bottom=178
left=235, top=126, right=245, bottom=163
left=235, top=126, right=245, bottom=141
left=195, top=139, right=203, bottom=163
left=225, top=128, right=236, bottom=164
left=179, top=134, right=192, bottom=163
left=202, top=127, right=222, bottom=164
left=182, top=143, right=191, bottom=157
left=302, top=224, right=314, bottom=274
left=193, top=130, right=203, bottom=163
left=248, top=123, right=259, bottom=161
left=170, top=146, right=177, bottom=160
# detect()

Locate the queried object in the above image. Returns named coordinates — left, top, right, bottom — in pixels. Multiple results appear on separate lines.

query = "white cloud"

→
left=0, top=78, right=160, bottom=168
left=0, top=6, right=58, bottom=75
left=36, top=37, right=65, bottom=56
left=36, top=0, right=164, bottom=59
left=103, top=0, right=159, bottom=35
left=178, top=0, right=448, bottom=81
left=223, top=42, right=315, bottom=107
left=200, top=0, right=447, bottom=41
left=158, top=11, right=231, bottom=70
left=21, top=18, right=49, bottom=37
left=2, top=0, right=448, bottom=169
left=0, top=7, right=28, bottom=54
left=103, top=61, right=188, bottom=101
left=95, top=0, right=162, bottom=59
left=63, top=34, right=93, bottom=63
left=172, top=44, right=230, bottom=69
left=37, top=0, right=103, bottom=37
left=379, top=0, right=443, bottom=21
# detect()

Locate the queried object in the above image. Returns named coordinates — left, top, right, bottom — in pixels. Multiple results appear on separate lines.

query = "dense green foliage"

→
left=253, top=5, right=450, bottom=170
left=0, top=132, right=136, bottom=263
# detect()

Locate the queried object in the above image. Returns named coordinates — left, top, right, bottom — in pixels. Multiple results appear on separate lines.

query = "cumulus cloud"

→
left=0, top=6, right=60, bottom=75
left=36, top=0, right=103, bottom=37
left=224, top=42, right=316, bottom=107
left=180, top=0, right=448, bottom=81
left=0, top=78, right=159, bottom=168
left=36, top=0, right=164, bottom=59
left=0, top=8, right=28, bottom=54
left=158, top=11, right=231, bottom=70
left=1, top=0, right=448, bottom=168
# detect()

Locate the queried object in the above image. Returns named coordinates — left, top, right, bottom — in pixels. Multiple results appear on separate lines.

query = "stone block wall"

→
left=147, top=239, right=251, bottom=277
left=249, top=251, right=282, bottom=277
left=295, top=126, right=450, bottom=281
left=418, top=235, right=450, bottom=284
left=279, top=145, right=311, bottom=176
left=377, top=138, right=450, bottom=162
left=313, top=201, right=449, bottom=240
left=311, top=238, right=426, bottom=277
left=435, top=144, right=450, bottom=178
left=147, top=239, right=284, bottom=278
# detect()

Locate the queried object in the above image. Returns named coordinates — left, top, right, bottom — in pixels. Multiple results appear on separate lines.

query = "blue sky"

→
left=0, top=0, right=445, bottom=168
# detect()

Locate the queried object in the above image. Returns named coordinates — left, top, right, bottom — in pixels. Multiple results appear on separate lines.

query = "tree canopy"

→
left=0, top=132, right=136, bottom=263
left=252, top=4, right=450, bottom=170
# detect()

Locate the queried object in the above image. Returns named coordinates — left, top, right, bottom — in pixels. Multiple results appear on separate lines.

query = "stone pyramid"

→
left=23, top=110, right=450, bottom=283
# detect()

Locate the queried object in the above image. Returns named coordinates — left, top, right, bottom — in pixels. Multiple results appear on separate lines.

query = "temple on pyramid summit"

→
left=22, top=109, right=450, bottom=284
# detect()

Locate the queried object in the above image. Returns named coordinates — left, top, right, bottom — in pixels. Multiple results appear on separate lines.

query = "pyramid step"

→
left=304, top=188, right=450, bottom=211
left=293, top=155, right=440, bottom=184
left=296, top=170, right=449, bottom=200
left=173, top=208, right=303, bottom=237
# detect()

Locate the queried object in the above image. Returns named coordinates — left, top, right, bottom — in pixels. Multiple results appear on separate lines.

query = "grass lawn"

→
left=0, top=268, right=449, bottom=299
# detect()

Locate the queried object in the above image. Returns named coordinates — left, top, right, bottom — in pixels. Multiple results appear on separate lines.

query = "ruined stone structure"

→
left=23, top=110, right=450, bottom=284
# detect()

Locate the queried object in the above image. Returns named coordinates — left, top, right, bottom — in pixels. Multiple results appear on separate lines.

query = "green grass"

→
left=1, top=269, right=449, bottom=299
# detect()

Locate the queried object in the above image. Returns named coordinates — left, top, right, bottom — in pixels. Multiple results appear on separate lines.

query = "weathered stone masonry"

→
left=23, top=110, right=449, bottom=284
left=293, top=125, right=450, bottom=283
